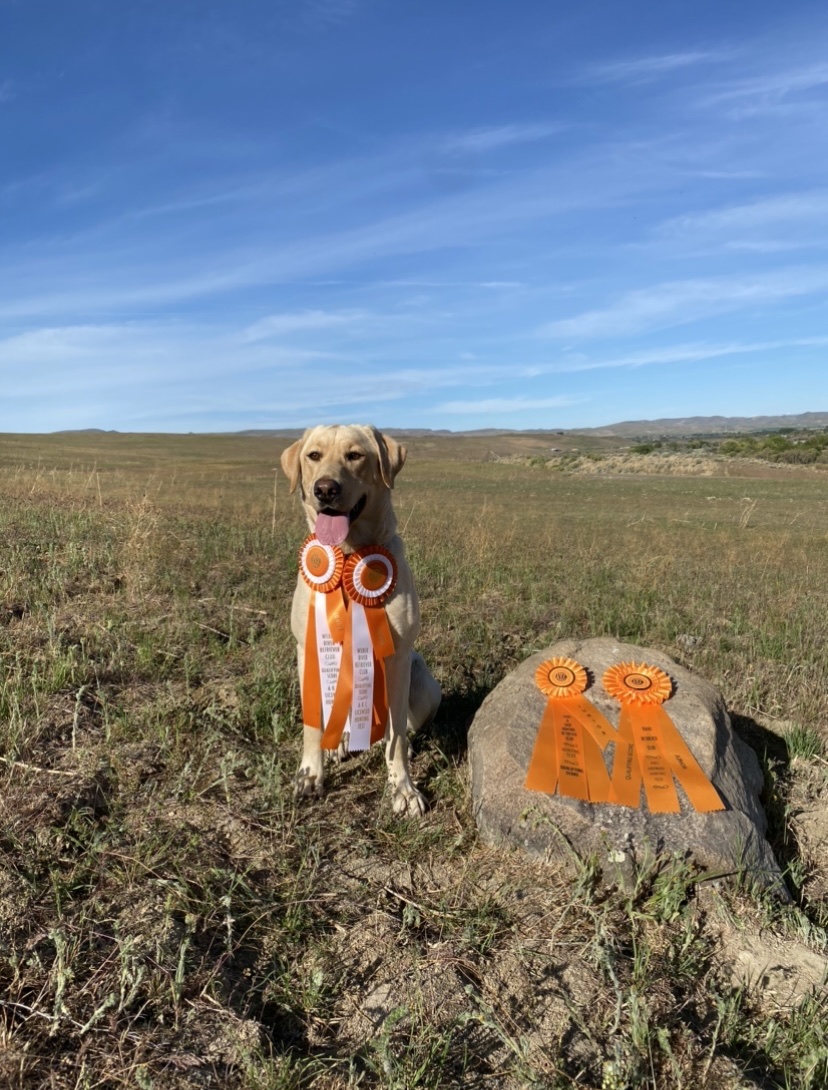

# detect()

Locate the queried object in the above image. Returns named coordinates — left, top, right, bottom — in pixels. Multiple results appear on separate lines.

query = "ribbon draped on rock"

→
left=524, top=658, right=618, bottom=803
left=299, top=535, right=397, bottom=752
left=603, top=663, right=724, bottom=813
left=525, top=657, right=724, bottom=814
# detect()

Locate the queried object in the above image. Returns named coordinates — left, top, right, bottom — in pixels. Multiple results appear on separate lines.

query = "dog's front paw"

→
left=391, top=782, right=427, bottom=817
left=295, top=766, right=324, bottom=799
left=330, top=731, right=350, bottom=765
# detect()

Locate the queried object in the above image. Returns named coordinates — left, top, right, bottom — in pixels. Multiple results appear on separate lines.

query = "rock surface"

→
left=468, top=637, right=784, bottom=889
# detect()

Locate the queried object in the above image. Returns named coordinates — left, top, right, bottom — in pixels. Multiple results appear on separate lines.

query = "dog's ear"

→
left=280, top=438, right=304, bottom=494
left=370, top=428, right=407, bottom=489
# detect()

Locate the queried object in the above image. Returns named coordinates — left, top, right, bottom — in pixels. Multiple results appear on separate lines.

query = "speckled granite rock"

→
left=468, top=637, right=784, bottom=891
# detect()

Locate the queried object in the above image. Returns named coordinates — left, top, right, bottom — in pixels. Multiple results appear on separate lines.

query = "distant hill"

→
left=235, top=428, right=462, bottom=438
left=45, top=413, right=828, bottom=441
left=236, top=414, right=828, bottom=440
left=567, top=412, right=828, bottom=439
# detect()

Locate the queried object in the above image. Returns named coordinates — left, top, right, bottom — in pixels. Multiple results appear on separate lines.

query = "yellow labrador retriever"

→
left=280, top=424, right=441, bottom=816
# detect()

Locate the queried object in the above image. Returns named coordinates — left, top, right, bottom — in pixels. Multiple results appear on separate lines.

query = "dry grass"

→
left=499, top=449, right=828, bottom=478
left=0, top=432, right=826, bottom=1089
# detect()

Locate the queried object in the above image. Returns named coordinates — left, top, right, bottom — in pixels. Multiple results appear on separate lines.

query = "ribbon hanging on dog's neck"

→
left=321, top=546, right=396, bottom=751
left=525, top=658, right=618, bottom=803
left=603, top=663, right=724, bottom=813
left=299, top=536, right=397, bottom=752
left=299, top=537, right=347, bottom=733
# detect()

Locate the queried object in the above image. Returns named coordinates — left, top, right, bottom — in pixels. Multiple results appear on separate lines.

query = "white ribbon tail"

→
left=348, top=602, right=374, bottom=751
left=315, top=590, right=347, bottom=734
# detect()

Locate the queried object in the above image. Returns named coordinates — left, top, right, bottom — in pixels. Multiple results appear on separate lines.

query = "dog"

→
left=280, top=424, right=441, bottom=816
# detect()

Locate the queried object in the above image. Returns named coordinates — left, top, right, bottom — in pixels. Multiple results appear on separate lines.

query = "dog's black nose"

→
left=313, top=478, right=342, bottom=505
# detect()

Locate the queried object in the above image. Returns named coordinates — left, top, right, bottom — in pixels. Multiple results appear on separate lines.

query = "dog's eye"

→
left=307, top=451, right=322, bottom=462
left=346, top=451, right=364, bottom=462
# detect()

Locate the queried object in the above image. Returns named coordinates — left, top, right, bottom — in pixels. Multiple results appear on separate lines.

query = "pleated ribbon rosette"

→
left=525, top=658, right=619, bottom=802
left=603, top=662, right=724, bottom=813
left=299, top=535, right=397, bottom=752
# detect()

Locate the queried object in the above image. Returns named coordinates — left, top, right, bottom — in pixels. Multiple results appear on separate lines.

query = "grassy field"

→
left=0, top=432, right=826, bottom=1089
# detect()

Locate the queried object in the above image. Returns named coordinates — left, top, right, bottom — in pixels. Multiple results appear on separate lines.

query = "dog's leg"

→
left=296, top=725, right=325, bottom=797
left=407, top=651, right=441, bottom=734
left=294, top=645, right=325, bottom=798
left=384, top=652, right=427, bottom=816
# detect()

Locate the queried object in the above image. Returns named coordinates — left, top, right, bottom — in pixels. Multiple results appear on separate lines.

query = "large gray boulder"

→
left=468, top=637, right=784, bottom=891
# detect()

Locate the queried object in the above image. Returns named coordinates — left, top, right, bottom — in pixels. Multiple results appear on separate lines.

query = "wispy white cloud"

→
left=0, top=324, right=130, bottom=361
left=703, top=63, right=828, bottom=105
left=0, top=154, right=645, bottom=320
left=242, top=309, right=367, bottom=341
left=584, top=51, right=728, bottom=85
left=0, top=319, right=526, bottom=429
left=700, top=63, right=828, bottom=119
left=436, top=395, right=580, bottom=414
left=356, top=279, right=524, bottom=290
left=303, top=0, right=360, bottom=28
left=55, top=181, right=109, bottom=207
left=688, top=170, right=767, bottom=180
left=0, top=79, right=14, bottom=104
left=541, top=336, right=828, bottom=374
left=541, top=267, right=828, bottom=340
left=445, top=123, right=562, bottom=154
left=724, top=239, right=827, bottom=254
left=0, top=322, right=341, bottom=395
left=658, top=191, right=828, bottom=236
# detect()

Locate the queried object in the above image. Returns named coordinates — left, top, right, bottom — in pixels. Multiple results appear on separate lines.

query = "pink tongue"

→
left=316, top=512, right=350, bottom=546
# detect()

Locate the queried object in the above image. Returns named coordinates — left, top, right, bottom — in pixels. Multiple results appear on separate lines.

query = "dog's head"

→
left=280, top=424, right=406, bottom=547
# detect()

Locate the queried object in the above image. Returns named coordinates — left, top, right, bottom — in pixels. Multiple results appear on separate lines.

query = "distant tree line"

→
left=627, top=430, right=828, bottom=463
left=718, top=430, right=828, bottom=463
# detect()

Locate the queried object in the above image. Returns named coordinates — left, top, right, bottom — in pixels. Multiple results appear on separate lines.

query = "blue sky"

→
left=2, top=0, right=828, bottom=433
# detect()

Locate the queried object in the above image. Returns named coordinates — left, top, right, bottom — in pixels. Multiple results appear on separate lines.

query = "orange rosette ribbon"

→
left=299, top=536, right=347, bottom=735
left=603, top=662, right=723, bottom=814
left=525, top=657, right=618, bottom=803
left=298, top=537, right=398, bottom=754
left=321, top=546, right=398, bottom=752
left=342, top=546, right=397, bottom=607
left=300, top=537, right=345, bottom=595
